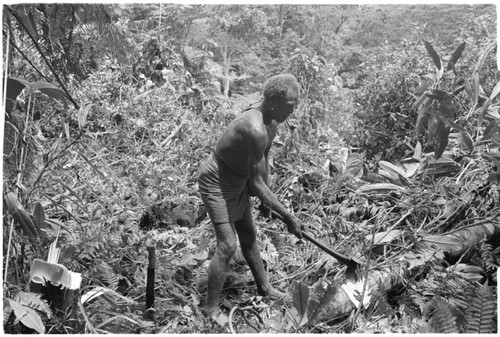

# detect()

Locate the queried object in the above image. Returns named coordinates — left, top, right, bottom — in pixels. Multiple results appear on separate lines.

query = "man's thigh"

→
left=213, top=221, right=237, bottom=246
left=234, top=206, right=257, bottom=243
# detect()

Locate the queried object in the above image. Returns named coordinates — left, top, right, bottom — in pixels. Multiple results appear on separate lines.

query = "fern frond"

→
left=428, top=297, right=460, bottom=333
left=465, top=285, right=496, bottom=333
left=98, top=261, right=119, bottom=290
left=13, top=291, right=53, bottom=318
left=480, top=241, right=497, bottom=272
left=364, top=279, right=395, bottom=319
left=449, top=291, right=470, bottom=311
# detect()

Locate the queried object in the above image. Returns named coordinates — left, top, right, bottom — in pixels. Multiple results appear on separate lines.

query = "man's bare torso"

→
left=215, top=108, right=277, bottom=176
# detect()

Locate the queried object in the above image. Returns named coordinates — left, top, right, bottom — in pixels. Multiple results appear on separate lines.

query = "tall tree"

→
left=207, top=5, right=279, bottom=96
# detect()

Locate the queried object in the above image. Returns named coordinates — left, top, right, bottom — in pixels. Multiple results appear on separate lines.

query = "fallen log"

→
left=305, top=215, right=500, bottom=325
left=418, top=214, right=500, bottom=259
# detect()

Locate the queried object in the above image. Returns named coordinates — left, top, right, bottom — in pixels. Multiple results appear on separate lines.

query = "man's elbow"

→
left=248, top=178, right=265, bottom=197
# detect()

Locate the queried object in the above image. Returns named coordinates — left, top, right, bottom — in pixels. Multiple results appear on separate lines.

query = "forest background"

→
left=2, top=3, right=499, bottom=334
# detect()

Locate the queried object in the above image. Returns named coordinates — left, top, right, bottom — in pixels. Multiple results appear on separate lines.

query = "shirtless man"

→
left=198, top=74, right=303, bottom=319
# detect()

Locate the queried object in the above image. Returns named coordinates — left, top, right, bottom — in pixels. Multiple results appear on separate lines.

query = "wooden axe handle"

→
left=270, top=210, right=357, bottom=267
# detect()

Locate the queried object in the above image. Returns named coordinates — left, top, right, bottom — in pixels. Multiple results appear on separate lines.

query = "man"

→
left=198, top=73, right=303, bottom=319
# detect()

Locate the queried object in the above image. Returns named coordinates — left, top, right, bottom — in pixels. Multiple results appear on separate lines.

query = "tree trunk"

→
left=277, top=5, right=284, bottom=37
left=221, top=39, right=230, bottom=97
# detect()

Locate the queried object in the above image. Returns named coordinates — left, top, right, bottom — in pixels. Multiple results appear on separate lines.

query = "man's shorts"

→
left=198, top=153, right=250, bottom=224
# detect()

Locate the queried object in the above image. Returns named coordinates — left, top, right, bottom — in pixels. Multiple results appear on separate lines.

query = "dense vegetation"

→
left=2, top=4, right=498, bottom=333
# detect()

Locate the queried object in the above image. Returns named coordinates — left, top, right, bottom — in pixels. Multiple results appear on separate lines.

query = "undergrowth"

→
left=3, top=4, right=498, bottom=334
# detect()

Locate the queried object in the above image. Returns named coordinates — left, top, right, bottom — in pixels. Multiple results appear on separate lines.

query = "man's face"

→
left=274, top=87, right=298, bottom=123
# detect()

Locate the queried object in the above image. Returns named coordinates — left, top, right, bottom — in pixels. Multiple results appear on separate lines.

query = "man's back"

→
left=215, top=108, right=276, bottom=177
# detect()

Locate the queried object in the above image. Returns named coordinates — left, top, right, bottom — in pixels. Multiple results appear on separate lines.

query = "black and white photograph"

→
left=2, top=2, right=498, bottom=333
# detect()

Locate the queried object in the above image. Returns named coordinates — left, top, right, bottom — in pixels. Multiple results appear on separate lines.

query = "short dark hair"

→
left=263, top=74, right=299, bottom=102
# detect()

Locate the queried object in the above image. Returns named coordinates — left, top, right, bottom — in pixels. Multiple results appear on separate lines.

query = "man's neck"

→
left=260, top=102, right=275, bottom=126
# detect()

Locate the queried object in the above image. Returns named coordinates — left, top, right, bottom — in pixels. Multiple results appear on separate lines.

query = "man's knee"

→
left=216, top=238, right=237, bottom=260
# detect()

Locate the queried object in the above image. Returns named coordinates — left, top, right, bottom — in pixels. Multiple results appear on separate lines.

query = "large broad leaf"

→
left=13, top=6, right=38, bottom=40
left=473, top=41, right=497, bottom=75
left=425, top=89, right=453, bottom=101
left=13, top=292, right=52, bottom=319
left=5, top=78, right=72, bottom=112
left=415, top=97, right=432, bottom=134
left=366, top=229, right=402, bottom=245
left=438, top=100, right=457, bottom=120
left=477, top=97, right=491, bottom=129
left=4, top=192, right=38, bottom=238
left=378, top=160, right=409, bottom=180
left=471, top=72, right=479, bottom=107
left=434, top=122, right=450, bottom=159
left=482, top=119, right=499, bottom=140
left=6, top=77, right=30, bottom=99
left=427, top=115, right=440, bottom=143
left=448, top=120, right=473, bottom=152
left=486, top=152, right=500, bottom=171
left=356, top=183, right=407, bottom=195
left=4, top=300, right=12, bottom=326
left=78, top=103, right=96, bottom=129
left=291, top=280, right=309, bottom=318
left=411, top=94, right=427, bottom=111
left=414, top=83, right=430, bottom=95
left=32, top=202, right=46, bottom=231
left=459, top=132, right=473, bottom=152
left=5, top=77, right=30, bottom=113
left=424, top=41, right=442, bottom=70
left=420, top=156, right=461, bottom=177
left=30, top=82, right=70, bottom=106
left=446, top=42, right=466, bottom=71
left=345, top=154, right=364, bottom=177
left=413, top=141, right=422, bottom=159
left=489, top=81, right=500, bottom=101
left=81, top=286, right=137, bottom=305
left=464, top=78, right=473, bottom=102
left=8, top=299, right=45, bottom=334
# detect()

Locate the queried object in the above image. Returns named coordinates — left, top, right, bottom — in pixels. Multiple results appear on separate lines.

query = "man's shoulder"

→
left=238, top=111, right=266, bottom=137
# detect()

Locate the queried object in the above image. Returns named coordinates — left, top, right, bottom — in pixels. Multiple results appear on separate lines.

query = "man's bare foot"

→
left=207, top=308, right=228, bottom=327
left=260, top=287, right=292, bottom=303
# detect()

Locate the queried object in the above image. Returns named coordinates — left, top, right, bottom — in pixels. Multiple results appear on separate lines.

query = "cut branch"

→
left=161, top=119, right=189, bottom=147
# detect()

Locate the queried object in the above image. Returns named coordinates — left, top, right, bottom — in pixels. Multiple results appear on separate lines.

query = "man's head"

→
left=263, top=74, right=299, bottom=123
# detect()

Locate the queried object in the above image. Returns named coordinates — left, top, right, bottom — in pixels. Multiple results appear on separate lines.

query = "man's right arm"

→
left=246, top=127, right=302, bottom=238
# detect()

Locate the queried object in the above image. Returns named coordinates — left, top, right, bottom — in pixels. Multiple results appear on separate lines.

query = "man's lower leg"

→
left=206, top=252, right=229, bottom=315
left=240, top=242, right=284, bottom=297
